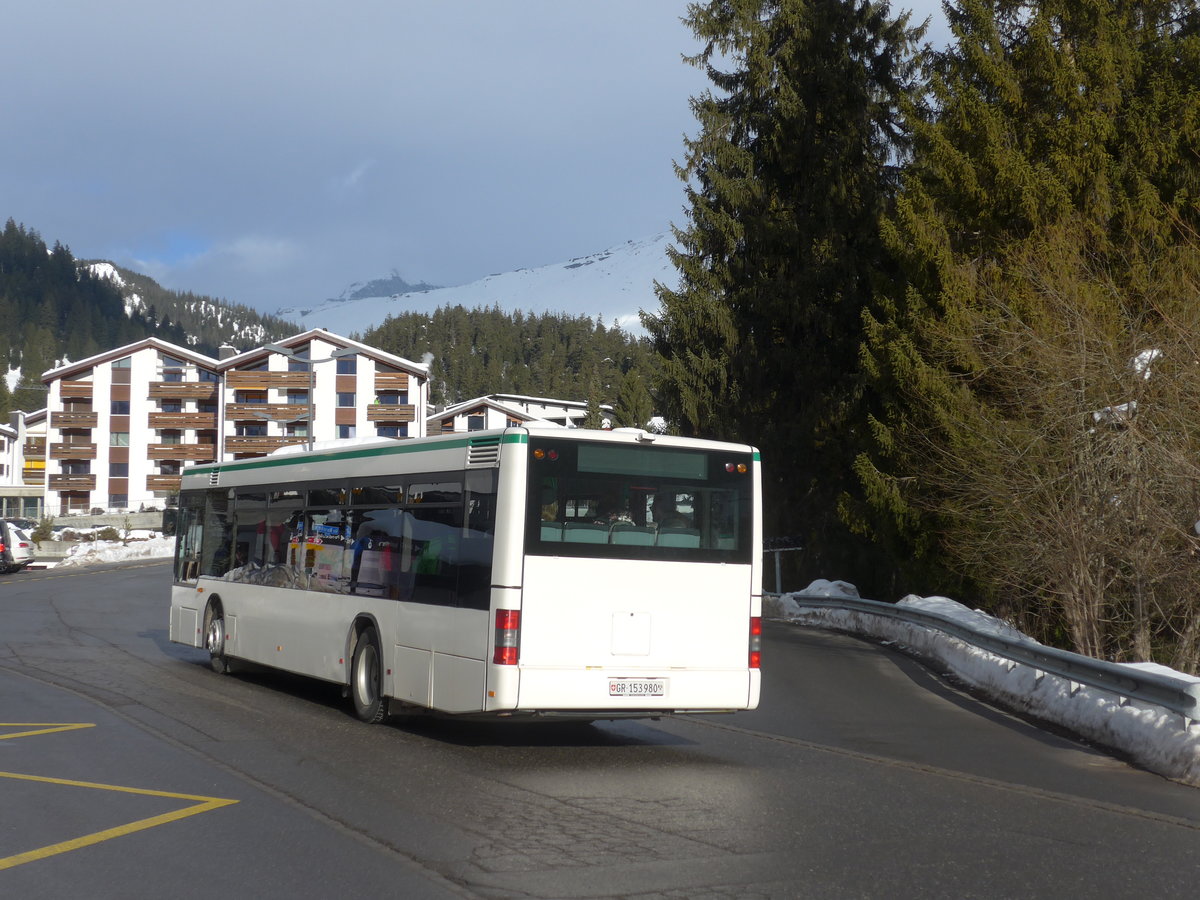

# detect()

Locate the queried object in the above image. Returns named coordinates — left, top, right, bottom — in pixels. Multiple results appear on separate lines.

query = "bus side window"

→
left=199, top=490, right=233, bottom=578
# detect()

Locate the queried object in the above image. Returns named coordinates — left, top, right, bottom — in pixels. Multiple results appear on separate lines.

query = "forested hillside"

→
left=0, top=219, right=297, bottom=415
left=80, top=261, right=300, bottom=356
left=362, top=306, right=658, bottom=426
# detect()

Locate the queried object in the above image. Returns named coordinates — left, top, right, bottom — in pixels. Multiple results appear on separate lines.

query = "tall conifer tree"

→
left=645, top=0, right=922, bottom=582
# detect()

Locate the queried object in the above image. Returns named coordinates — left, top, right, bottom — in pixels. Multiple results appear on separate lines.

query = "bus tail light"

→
left=493, top=609, right=520, bottom=665
left=749, top=616, right=762, bottom=669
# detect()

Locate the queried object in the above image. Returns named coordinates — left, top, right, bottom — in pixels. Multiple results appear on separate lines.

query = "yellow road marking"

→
left=0, top=723, right=95, bottom=741
left=0, top=721, right=238, bottom=870
left=0, top=771, right=238, bottom=870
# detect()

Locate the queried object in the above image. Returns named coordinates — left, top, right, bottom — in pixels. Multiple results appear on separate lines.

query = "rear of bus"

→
left=486, top=429, right=761, bottom=717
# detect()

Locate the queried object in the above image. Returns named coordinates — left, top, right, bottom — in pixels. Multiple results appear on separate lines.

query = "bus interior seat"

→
left=656, top=527, right=702, bottom=548
left=610, top=523, right=656, bottom=546
left=562, top=522, right=610, bottom=543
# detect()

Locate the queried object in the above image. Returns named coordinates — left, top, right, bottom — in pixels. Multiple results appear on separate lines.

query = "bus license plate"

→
left=609, top=678, right=666, bottom=698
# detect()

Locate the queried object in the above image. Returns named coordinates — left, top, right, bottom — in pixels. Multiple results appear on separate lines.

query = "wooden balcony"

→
left=49, top=442, right=98, bottom=460
left=146, top=475, right=183, bottom=492
left=22, top=466, right=45, bottom=484
left=225, top=370, right=312, bottom=389
left=374, top=372, right=410, bottom=391
left=49, top=474, right=97, bottom=491
left=225, top=403, right=310, bottom=421
left=149, top=382, right=219, bottom=400
left=367, top=403, right=416, bottom=423
left=148, top=443, right=218, bottom=461
left=60, top=380, right=94, bottom=399
left=224, top=435, right=309, bottom=454
left=50, top=411, right=98, bottom=428
left=23, top=439, right=45, bottom=459
left=147, top=412, right=219, bottom=429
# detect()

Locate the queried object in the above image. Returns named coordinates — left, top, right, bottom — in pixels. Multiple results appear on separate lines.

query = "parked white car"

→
left=1, top=520, right=35, bottom=573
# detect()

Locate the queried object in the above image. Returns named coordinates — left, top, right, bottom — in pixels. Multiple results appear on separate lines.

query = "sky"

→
left=4, top=1, right=948, bottom=317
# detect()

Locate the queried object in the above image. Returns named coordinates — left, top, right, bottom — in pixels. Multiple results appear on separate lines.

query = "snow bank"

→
left=779, top=582, right=1200, bottom=786
left=55, top=536, right=176, bottom=568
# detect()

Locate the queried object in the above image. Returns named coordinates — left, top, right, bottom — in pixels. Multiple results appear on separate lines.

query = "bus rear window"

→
left=527, top=438, right=752, bottom=562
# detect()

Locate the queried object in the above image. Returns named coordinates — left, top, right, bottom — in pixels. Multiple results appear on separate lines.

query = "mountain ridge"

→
left=277, top=233, right=675, bottom=336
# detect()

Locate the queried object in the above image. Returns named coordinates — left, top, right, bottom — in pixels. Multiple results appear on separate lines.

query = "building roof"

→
left=219, top=329, right=429, bottom=377
left=431, top=395, right=543, bottom=423
left=41, top=337, right=222, bottom=382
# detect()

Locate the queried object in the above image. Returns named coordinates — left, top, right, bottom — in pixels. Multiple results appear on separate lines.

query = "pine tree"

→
left=613, top=369, right=654, bottom=429
left=644, top=0, right=923, bottom=583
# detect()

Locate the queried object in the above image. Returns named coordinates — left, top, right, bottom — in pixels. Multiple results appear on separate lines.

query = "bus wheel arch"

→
left=203, top=596, right=231, bottom=675
left=349, top=617, right=388, bottom=724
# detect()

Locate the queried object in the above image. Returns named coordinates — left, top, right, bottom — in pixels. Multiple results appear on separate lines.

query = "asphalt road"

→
left=1, top=561, right=1197, bottom=898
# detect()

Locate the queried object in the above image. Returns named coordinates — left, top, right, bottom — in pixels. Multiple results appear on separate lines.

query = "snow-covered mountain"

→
left=276, top=233, right=677, bottom=336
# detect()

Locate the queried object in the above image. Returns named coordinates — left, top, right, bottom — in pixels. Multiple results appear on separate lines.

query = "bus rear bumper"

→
left=513, top=666, right=758, bottom=713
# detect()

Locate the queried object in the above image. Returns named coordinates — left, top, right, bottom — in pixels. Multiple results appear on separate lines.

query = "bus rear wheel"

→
left=352, top=626, right=387, bottom=724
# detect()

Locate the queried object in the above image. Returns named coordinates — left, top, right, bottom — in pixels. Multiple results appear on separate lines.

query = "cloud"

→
left=330, top=160, right=375, bottom=195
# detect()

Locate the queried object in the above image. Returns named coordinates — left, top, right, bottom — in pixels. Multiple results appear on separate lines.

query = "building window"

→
left=336, top=355, right=357, bottom=375
left=285, top=345, right=311, bottom=372
left=376, top=392, right=407, bottom=405
left=63, top=461, right=91, bottom=475
left=236, top=424, right=267, bottom=437
left=112, top=357, right=131, bottom=369
left=198, top=401, right=217, bottom=413
left=109, top=462, right=129, bottom=477
left=337, top=425, right=356, bottom=439
left=108, top=494, right=128, bottom=509
left=198, top=368, right=219, bottom=383
left=286, top=423, right=309, bottom=437
left=111, top=400, right=130, bottom=415
left=235, top=391, right=267, bottom=404
left=159, top=462, right=181, bottom=475
left=467, top=415, right=485, bottom=431
left=159, top=431, right=182, bottom=445
left=337, top=392, right=356, bottom=407
left=286, top=390, right=309, bottom=405
left=159, top=400, right=182, bottom=413
left=110, top=432, right=130, bottom=447
left=159, top=357, right=185, bottom=383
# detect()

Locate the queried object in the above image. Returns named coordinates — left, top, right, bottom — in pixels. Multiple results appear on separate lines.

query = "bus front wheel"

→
left=352, top=626, right=387, bottom=724
left=205, top=604, right=230, bottom=675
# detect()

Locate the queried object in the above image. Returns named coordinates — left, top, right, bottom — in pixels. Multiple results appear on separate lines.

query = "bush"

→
left=31, top=516, right=56, bottom=545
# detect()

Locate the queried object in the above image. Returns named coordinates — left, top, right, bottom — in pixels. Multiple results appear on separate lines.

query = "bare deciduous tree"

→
left=906, top=223, right=1200, bottom=671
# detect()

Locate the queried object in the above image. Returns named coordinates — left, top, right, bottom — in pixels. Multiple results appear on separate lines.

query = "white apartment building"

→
left=40, top=330, right=429, bottom=515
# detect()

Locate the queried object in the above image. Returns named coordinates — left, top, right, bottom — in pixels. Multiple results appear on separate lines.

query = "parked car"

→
left=1, top=520, right=35, bottom=573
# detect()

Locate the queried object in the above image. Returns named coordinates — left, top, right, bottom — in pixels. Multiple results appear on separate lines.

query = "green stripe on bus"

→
left=190, top=431, right=528, bottom=477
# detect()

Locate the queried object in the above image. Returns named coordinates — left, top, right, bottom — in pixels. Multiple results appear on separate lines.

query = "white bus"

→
left=168, top=427, right=762, bottom=722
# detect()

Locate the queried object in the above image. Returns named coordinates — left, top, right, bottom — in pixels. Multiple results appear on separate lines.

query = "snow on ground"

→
left=52, top=534, right=175, bottom=568
left=774, top=580, right=1200, bottom=786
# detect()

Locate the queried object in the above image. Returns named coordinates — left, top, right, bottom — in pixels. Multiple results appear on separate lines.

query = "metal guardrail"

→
left=787, top=593, right=1200, bottom=722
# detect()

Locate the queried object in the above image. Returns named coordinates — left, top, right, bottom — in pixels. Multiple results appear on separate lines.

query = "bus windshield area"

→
left=525, top=438, right=753, bottom=562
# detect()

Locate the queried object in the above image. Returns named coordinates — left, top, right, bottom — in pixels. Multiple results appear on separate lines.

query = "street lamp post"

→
left=262, top=343, right=358, bottom=451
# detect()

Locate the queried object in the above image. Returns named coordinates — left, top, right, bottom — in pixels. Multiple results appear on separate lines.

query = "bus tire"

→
left=205, top=602, right=230, bottom=675
left=351, top=625, right=387, bottom=724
